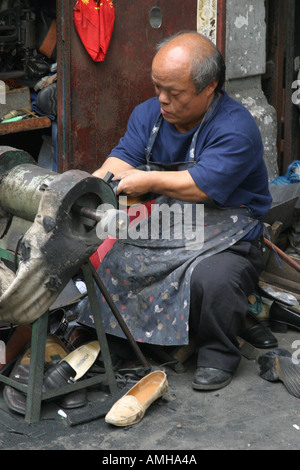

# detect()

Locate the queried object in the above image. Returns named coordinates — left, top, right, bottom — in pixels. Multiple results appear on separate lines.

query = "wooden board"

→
left=0, top=87, right=31, bottom=120
left=0, top=116, right=51, bottom=135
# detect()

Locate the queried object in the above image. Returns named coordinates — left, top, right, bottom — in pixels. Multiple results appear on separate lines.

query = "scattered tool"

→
left=0, top=109, right=22, bottom=122
left=264, top=237, right=300, bottom=273
left=0, top=108, right=37, bottom=123
left=0, top=115, right=24, bottom=124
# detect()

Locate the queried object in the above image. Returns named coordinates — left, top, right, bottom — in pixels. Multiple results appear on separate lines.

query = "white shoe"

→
left=105, top=370, right=168, bottom=426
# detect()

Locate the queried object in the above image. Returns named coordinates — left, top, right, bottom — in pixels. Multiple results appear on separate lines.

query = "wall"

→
left=197, top=0, right=279, bottom=180
left=224, top=0, right=279, bottom=180
left=57, top=0, right=279, bottom=180
left=56, top=0, right=197, bottom=173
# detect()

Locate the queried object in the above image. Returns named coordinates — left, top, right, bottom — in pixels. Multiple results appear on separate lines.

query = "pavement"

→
left=0, top=326, right=299, bottom=452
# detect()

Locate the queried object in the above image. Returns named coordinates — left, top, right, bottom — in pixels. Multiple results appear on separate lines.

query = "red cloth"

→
left=74, top=0, right=115, bottom=61
left=90, top=200, right=155, bottom=270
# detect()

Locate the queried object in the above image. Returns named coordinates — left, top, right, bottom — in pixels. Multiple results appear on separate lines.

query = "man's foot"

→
left=192, top=367, right=232, bottom=391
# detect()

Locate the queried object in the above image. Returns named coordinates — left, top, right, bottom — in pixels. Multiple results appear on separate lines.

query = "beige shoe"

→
left=61, top=340, right=100, bottom=381
left=105, top=370, right=168, bottom=426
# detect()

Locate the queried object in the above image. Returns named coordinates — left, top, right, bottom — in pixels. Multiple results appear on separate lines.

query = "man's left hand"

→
left=113, top=169, right=152, bottom=197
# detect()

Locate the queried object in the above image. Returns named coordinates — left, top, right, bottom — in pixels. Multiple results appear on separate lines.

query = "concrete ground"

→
left=0, top=327, right=299, bottom=452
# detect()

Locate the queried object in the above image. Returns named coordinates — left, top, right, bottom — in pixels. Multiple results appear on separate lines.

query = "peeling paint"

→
left=234, top=13, right=249, bottom=29
left=197, top=0, right=217, bottom=43
left=226, top=0, right=266, bottom=79
left=225, top=0, right=278, bottom=180
left=264, top=115, right=274, bottom=126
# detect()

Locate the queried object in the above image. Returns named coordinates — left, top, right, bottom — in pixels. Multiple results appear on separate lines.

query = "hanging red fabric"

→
left=74, top=0, right=115, bottom=62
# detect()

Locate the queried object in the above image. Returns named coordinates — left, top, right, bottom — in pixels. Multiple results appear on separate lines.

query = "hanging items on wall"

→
left=74, top=0, right=115, bottom=62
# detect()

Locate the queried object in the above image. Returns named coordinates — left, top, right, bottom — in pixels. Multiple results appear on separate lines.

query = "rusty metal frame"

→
left=263, top=0, right=299, bottom=174
left=56, top=0, right=73, bottom=173
left=216, top=0, right=226, bottom=60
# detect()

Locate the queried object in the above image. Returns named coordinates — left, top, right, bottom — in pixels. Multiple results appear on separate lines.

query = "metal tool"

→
left=0, top=152, right=122, bottom=324
left=0, top=148, right=149, bottom=369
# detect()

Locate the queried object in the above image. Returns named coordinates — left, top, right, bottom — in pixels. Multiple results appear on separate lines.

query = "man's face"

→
left=151, top=48, right=216, bottom=133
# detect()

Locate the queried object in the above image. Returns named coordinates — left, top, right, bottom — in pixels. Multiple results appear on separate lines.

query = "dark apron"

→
left=78, top=96, right=259, bottom=346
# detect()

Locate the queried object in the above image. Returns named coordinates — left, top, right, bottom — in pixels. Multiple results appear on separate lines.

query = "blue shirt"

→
left=108, top=91, right=272, bottom=240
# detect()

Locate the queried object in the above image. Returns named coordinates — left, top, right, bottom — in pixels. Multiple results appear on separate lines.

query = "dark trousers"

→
left=189, top=241, right=265, bottom=373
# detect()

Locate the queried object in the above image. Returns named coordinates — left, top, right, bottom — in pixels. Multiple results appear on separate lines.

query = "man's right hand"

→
left=92, top=157, right=134, bottom=179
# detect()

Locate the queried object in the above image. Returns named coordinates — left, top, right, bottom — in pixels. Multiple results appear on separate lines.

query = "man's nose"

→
left=157, top=89, right=170, bottom=105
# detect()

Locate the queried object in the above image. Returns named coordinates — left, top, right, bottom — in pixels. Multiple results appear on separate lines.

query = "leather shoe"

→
left=257, top=348, right=291, bottom=381
left=43, top=361, right=77, bottom=394
left=42, top=341, right=100, bottom=394
left=269, top=301, right=300, bottom=333
left=240, top=324, right=278, bottom=349
left=192, top=367, right=232, bottom=391
left=105, top=370, right=168, bottom=426
left=37, top=82, right=57, bottom=116
left=3, top=335, right=87, bottom=414
left=57, top=388, right=87, bottom=409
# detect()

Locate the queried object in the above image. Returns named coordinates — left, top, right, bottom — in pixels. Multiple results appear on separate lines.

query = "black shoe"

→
left=240, top=324, right=278, bottom=349
left=269, top=301, right=300, bottom=333
left=192, top=367, right=232, bottom=391
left=257, top=348, right=291, bottom=381
left=258, top=349, right=300, bottom=398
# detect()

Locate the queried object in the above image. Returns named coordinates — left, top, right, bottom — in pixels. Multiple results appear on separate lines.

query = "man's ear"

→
left=206, top=79, right=218, bottom=96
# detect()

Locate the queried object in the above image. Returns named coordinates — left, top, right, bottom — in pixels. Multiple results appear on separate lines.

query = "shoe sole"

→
left=258, top=348, right=292, bottom=381
left=276, top=356, right=300, bottom=398
left=270, top=319, right=300, bottom=333
left=62, top=341, right=100, bottom=381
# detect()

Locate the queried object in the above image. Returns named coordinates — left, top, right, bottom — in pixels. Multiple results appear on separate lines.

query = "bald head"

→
left=155, top=32, right=216, bottom=61
left=153, top=31, right=225, bottom=94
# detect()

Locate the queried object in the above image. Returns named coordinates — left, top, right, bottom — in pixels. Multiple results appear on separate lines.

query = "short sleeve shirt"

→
left=108, top=91, right=272, bottom=235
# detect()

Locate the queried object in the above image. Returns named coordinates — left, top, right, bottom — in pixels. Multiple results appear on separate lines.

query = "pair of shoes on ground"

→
left=190, top=310, right=279, bottom=392
left=105, top=365, right=231, bottom=426
left=240, top=301, right=300, bottom=350
left=3, top=334, right=100, bottom=415
left=269, top=301, right=300, bottom=333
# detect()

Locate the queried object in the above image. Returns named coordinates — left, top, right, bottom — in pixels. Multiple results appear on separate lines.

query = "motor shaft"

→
left=72, top=203, right=128, bottom=237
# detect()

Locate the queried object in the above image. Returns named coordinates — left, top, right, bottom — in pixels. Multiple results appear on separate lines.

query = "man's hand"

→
left=93, top=157, right=210, bottom=202
left=92, top=157, right=134, bottom=179
left=113, top=169, right=152, bottom=197
left=115, top=168, right=210, bottom=202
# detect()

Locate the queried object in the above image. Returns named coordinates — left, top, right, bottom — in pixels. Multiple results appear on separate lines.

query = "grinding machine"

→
left=0, top=147, right=128, bottom=325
